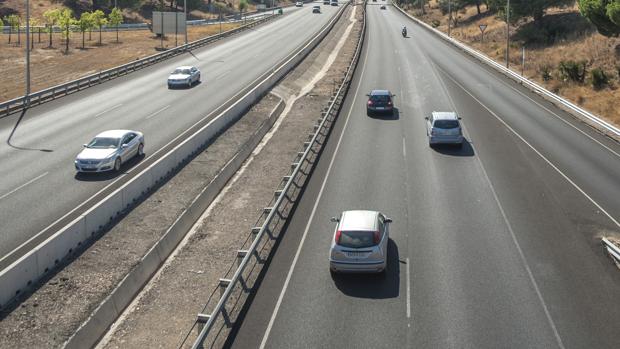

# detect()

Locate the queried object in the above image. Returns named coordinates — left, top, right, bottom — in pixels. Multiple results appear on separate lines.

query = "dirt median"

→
left=97, top=4, right=363, bottom=349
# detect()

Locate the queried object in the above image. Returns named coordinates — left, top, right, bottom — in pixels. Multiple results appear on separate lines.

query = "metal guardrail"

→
left=602, top=238, right=620, bottom=264
left=188, top=2, right=366, bottom=348
left=391, top=2, right=620, bottom=139
left=0, top=14, right=277, bottom=117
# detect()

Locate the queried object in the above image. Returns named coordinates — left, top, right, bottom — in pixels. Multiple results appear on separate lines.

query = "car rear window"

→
left=338, top=231, right=376, bottom=248
left=371, top=95, right=390, bottom=103
left=433, top=120, right=459, bottom=129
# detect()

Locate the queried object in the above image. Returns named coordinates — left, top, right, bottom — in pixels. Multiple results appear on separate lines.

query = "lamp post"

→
left=25, top=0, right=31, bottom=105
left=184, top=0, right=188, bottom=45
left=506, top=0, right=510, bottom=68
left=447, top=0, right=451, bottom=37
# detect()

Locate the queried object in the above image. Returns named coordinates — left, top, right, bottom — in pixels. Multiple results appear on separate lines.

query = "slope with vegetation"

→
left=400, top=0, right=620, bottom=127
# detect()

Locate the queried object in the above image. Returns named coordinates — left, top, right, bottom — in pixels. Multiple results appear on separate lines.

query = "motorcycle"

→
left=402, top=28, right=407, bottom=37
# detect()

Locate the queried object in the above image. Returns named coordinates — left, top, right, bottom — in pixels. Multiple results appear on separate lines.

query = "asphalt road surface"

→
left=229, top=3, right=620, bottom=349
left=0, top=3, right=341, bottom=263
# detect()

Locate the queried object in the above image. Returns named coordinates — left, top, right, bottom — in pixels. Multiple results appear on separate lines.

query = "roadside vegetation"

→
left=398, top=0, right=620, bottom=127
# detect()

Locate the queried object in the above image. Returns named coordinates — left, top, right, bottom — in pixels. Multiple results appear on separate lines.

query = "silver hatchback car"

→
left=329, top=210, right=392, bottom=274
left=425, top=111, right=464, bottom=147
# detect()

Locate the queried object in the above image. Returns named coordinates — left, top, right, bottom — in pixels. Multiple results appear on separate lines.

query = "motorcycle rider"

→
left=402, top=25, right=407, bottom=36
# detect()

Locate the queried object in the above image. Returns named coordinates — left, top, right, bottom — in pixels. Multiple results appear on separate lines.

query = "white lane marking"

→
left=215, top=70, right=232, bottom=80
left=402, top=137, right=406, bottom=157
left=0, top=172, right=49, bottom=201
left=442, top=69, right=620, bottom=228
left=145, top=105, right=170, bottom=120
left=94, top=103, right=123, bottom=117
left=259, top=28, right=369, bottom=349
left=406, top=257, right=411, bottom=319
left=482, top=66, right=620, bottom=159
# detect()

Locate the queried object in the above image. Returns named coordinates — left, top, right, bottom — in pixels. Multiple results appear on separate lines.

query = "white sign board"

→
left=152, top=12, right=186, bottom=35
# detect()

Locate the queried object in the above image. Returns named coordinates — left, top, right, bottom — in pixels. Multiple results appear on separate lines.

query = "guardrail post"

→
left=218, top=278, right=231, bottom=296
left=236, top=250, right=248, bottom=266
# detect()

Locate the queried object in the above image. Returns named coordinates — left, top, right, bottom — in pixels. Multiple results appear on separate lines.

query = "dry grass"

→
left=0, top=22, right=242, bottom=102
left=405, top=0, right=620, bottom=127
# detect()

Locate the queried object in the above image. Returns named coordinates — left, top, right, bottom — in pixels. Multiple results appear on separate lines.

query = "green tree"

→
left=578, top=0, right=620, bottom=37
left=239, top=0, right=249, bottom=19
left=77, top=12, right=95, bottom=48
left=108, top=7, right=124, bottom=43
left=90, top=10, right=108, bottom=45
left=57, top=8, right=76, bottom=53
left=43, top=9, right=60, bottom=48
left=4, top=14, right=20, bottom=44
left=487, top=0, right=574, bottom=22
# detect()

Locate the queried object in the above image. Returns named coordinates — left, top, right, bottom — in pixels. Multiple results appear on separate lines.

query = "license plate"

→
left=376, top=107, right=384, bottom=110
left=345, top=252, right=365, bottom=258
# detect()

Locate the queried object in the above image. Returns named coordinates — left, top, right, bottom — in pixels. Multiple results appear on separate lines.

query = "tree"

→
left=4, top=14, right=20, bottom=45
left=90, top=10, right=108, bottom=45
left=77, top=12, right=94, bottom=48
left=108, top=7, right=123, bottom=43
left=578, top=0, right=620, bottom=37
left=43, top=9, right=60, bottom=48
left=239, top=0, right=248, bottom=18
left=56, top=8, right=76, bottom=53
left=487, top=0, right=574, bottom=22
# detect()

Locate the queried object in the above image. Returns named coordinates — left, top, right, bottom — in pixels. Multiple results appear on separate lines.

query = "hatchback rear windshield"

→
left=370, top=95, right=390, bottom=103
left=433, top=120, right=459, bottom=129
left=338, top=231, right=376, bottom=248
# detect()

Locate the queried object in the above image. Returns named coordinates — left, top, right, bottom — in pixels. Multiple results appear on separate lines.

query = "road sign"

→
left=479, top=23, right=487, bottom=43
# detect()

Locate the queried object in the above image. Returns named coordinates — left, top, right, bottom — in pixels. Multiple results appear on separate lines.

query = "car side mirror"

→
left=458, top=117, right=463, bottom=120
left=330, top=217, right=340, bottom=223
left=121, top=144, right=129, bottom=149
left=424, top=116, right=429, bottom=120
left=391, top=94, right=396, bottom=97
left=365, top=94, right=370, bottom=97
left=82, top=144, right=88, bottom=148
left=384, top=218, right=393, bottom=223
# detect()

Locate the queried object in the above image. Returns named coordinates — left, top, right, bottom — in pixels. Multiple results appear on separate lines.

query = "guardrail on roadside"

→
left=187, top=2, right=366, bottom=347
left=391, top=2, right=620, bottom=139
left=0, top=14, right=277, bottom=117
left=602, top=238, right=620, bottom=264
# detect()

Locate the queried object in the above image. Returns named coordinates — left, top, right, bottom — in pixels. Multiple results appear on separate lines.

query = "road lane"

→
left=230, top=3, right=620, bottom=348
left=0, top=3, right=341, bottom=261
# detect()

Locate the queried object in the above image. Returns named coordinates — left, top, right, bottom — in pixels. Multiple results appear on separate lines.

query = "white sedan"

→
left=75, top=130, right=145, bottom=173
left=167, top=66, right=201, bottom=88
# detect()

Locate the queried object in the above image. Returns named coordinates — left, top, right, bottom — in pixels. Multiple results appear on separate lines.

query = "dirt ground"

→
left=97, top=5, right=362, bottom=349
left=0, top=91, right=278, bottom=348
left=0, top=21, right=246, bottom=103
left=403, top=1, right=620, bottom=128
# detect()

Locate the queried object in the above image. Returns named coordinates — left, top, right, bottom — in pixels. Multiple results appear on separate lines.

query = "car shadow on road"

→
left=74, top=154, right=145, bottom=181
left=367, top=107, right=400, bottom=121
left=431, top=139, right=475, bottom=157
left=331, top=239, right=400, bottom=299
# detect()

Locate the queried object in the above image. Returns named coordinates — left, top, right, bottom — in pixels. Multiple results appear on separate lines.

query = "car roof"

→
left=175, top=66, right=195, bottom=70
left=431, top=111, right=458, bottom=120
left=95, top=130, right=133, bottom=138
left=370, top=90, right=391, bottom=96
left=339, top=210, right=379, bottom=231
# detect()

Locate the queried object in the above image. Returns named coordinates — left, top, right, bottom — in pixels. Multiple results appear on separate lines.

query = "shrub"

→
left=558, top=60, right=587, bottom=83
left=431, top=19, right=440, bottom=28
left=591, top=68, right=609, bottom=89
left=617, top=65, right=620, bottom=80
left=541, top=65, right=553, bottom=81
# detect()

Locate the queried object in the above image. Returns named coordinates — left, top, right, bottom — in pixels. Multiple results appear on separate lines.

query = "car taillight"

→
left=387, top=100, right=392, bottom=106
left=335, top=230, right=342, bottom=244
left=373, top=231, right=381, bottom=244
left=367, top=100, right=373, bottom=105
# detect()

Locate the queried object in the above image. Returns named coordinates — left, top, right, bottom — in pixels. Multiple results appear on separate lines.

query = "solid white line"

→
left=441, top=69, right=620, bottom=229
left=406, top=257, right=411, bottom=319
left=94, top=103, right=123, bottom=117
left=145, top=105, right=170, bottom=119
left=259, top=31, right=368, bottom=349
left=402, top=137, right=406, bottom=157
left=0, top=172, right=49, bottom=201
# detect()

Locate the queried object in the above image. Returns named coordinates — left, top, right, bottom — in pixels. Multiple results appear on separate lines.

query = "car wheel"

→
left=113, top=157, right=122, bottom=172
left=137, top=143, right=144, bottom=156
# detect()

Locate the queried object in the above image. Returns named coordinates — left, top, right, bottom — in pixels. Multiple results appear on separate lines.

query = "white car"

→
left=295, top=1, right=303, bottom=6
left=75, top=130, right=144, bottom=173
left=167, top=66, right=201, bottom=88
left=425, top=111, right=464, bottom=147
left=329, top=210, right=392, bottom=274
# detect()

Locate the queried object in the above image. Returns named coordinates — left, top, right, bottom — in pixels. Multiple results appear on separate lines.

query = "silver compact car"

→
left=329, top=210, right=392, bottom=274
left=167, top=66, right=201, bottom=88
left=75, top=130, right=144, bottom=173
left=425, top=111, right=464, bottom=147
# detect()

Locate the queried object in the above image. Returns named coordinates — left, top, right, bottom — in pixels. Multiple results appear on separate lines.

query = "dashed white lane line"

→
left=215, top=70, right=231, bottom=80
left=0, top=172, right=49, bottom=201
left=406, top=257, right=411, bottom=319
left=145, top=105, right=170, bottom=120
left=94, top=103, right=123, bottom=117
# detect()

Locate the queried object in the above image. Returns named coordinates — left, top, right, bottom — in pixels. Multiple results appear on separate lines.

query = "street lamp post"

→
left=25, top=0, right=31, bottom=105
left=506, top=0, right=510, bottom=68
left=447, top=0, right=451, bottom=37
left=184, top=0, right=188, bottom=45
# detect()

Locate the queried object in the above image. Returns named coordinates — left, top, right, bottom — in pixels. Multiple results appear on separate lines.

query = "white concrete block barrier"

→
left=392, top=2, right=620, bottom=139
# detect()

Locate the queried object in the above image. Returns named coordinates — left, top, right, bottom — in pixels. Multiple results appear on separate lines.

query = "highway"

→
left=228, top=3, right=620, bottom=348
left=0, top=3, right=341, bottom=265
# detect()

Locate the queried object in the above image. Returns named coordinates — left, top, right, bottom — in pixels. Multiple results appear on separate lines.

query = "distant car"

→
left=425, top=111, right=464, bottom=147
left=323, top=0, right=330, bottom=4
left=168, top=66, right=200, bottom=88
left=75, top=130, right=144, bottom=173
left=329, top=210, right=392, bottom=274
left=366, top=89, right=394, bottom=115
left=380, top=4, right=386, bottom=9
left=312, top=5, right=321, bottom=13
left=372, top=0, right=377, bottom=2
left=295, top=1, right=303, bottom=6
left=331, top=0, right=338, bottom=6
